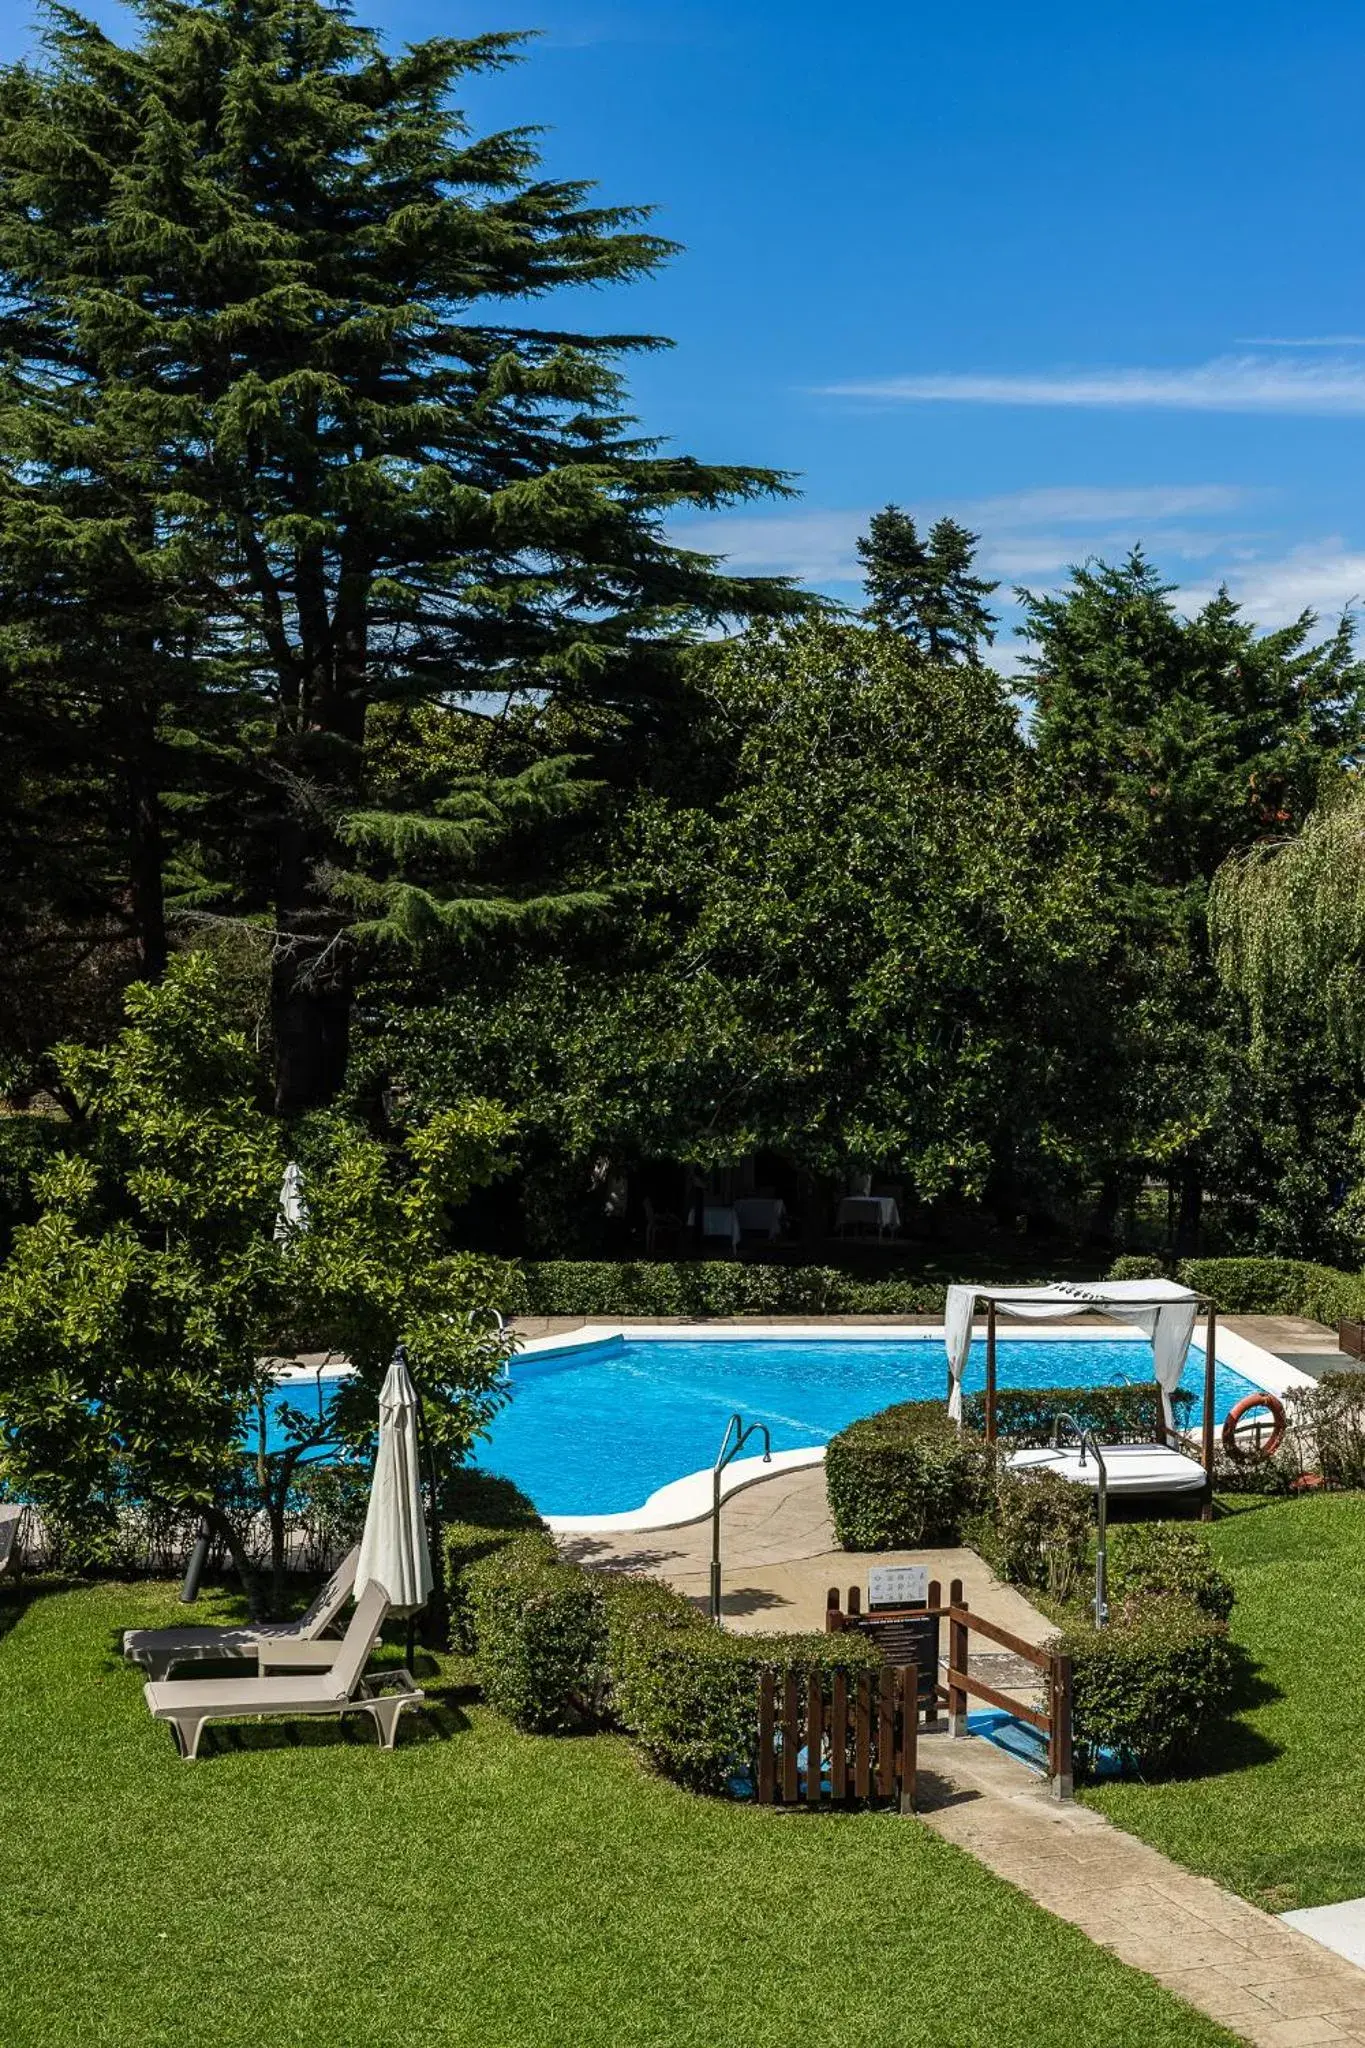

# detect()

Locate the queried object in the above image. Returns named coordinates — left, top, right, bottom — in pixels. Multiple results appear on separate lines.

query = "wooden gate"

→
left=755, top=1664, right=917, bottom=1812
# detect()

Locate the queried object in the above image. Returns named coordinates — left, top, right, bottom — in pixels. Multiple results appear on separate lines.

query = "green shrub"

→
left=980, top=1467, right=1094, bottom=1606
left=611, top=1622, right=882, bottom=1795
left=962, top=1382, right=1193, bottom=1447
left=1285, top=1372, right=1365, bottom=1490
left=514, top=1260, right=950, bottom=1319
left=1059, top=1594, right=1237, bottom=1776
left=467, top=1536, right=606, bottom=1732
left=825, top=1401, right=993, bottom=1550
left=599, top=1570, right=704, bottom=1679
left=1108, top=1523, right=1234, bottom=1623
left=1178, top=1255, right=1365, bottom=1324
left=443, top=1468, right=552, bottom=1652
left=1107, top=1254, right=1168, bottom=1281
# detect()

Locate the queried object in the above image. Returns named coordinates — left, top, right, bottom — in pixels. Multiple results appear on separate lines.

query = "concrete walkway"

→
left=919, top=1732, right=1365, bottom=2047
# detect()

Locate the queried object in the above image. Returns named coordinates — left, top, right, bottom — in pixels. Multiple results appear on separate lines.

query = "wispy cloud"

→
left=821, top=355, right=1365, bottom=414
left=675, top=485, right=1257, bottom=587
left=1235, top=335, right=1365, bottom=348
left=1178, top=541, right=1365, bottom=628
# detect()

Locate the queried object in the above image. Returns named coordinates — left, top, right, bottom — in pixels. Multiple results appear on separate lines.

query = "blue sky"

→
left=6, top=0, right=1365, bottom=668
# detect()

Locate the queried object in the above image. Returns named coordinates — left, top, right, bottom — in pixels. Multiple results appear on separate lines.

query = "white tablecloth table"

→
left=835, top=1195, right=900, bottom=1238
left=734, top=1197, right=787, bottom=1240
left=689, top=1204, right=742, bottom=1249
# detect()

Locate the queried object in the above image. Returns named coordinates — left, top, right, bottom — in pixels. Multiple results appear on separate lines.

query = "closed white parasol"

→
left=356, top=1347, right=433, bottom=1617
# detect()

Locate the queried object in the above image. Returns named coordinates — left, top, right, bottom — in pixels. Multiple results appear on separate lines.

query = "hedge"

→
left=962, top=1382, right=1193, bottom=1447
left=1107, top=1523, right=1234, bottom=1624
left=1059, top=1593, right=1237, bottom=1776
left=444, top=1468, right=553, bottom=1653
left=825, top=1400, right=993, bottom=1550
left=466, top=1536, right=606, bottom=1733
left=513, top=1260, right=949, bottom=1319
left=609, top=1617, right=882, bottom=1795
left=1177, top=1255, right=1365, bottom=1324
left=971, top=1467, right=1095, bottom=1607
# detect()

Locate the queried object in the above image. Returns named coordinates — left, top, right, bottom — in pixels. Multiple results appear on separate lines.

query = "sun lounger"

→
left=143, top=1581, right=423, bottom=1759
left=123, top=1543, right=361, bottom=1682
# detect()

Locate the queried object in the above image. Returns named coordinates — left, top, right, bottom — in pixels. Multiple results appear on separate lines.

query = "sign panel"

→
left=867, top=1565, right=929, bottom=1610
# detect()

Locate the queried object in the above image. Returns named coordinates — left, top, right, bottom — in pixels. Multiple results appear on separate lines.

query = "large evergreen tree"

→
left=0, top=0, right=796, bottom=1109
left=857, top=506, right=997, bottom=662
left=1023, top=551, right=1365, bottom=1253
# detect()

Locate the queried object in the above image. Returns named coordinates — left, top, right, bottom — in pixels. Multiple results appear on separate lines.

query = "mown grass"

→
left=0, top=1579, right=1235, bottom=2048
left=1087, top=1491, right=1365, bottom=1912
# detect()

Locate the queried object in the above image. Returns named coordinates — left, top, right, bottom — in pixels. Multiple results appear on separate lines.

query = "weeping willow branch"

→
left=1211, top=775, right=1365, bottom=1057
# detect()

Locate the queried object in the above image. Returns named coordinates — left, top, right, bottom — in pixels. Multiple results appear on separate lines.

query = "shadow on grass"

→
left=161, top=1685, right=471, bottom=1762
left=0, top=1575, right=91, bottom=1647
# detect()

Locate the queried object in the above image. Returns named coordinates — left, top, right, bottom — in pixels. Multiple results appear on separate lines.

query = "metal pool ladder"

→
left=710, top=1413, right=772, bottom=1622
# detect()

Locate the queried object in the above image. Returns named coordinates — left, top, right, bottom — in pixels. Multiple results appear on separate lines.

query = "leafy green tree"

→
left=0, top=955, right=517, bottom=1610
left=376, top=621, right=1102, bottom=1236
left=0, top=0, right=797, bottom=1112
left=857, top=507, right=998, bottom=662
left=1023, top=552, right=1365, bottom=1253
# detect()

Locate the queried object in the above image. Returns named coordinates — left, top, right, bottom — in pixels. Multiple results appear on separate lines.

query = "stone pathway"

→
left=918, top=1731, right=1365, bottom=2047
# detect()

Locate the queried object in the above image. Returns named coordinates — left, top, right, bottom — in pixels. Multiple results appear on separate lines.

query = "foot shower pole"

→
left=710, top=1414, right=772, bottom=1623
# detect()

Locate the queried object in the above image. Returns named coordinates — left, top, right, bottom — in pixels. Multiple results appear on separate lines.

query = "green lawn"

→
left=0, top=1580, right=1234, bottom=2048
left=1088, top=1492, right=1365, bottom=1913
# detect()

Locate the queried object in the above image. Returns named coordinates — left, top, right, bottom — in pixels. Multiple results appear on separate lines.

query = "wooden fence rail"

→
left=825, top=1576, right=1074, bottom=1801
left=755, top=1664, right=917, bottom=1812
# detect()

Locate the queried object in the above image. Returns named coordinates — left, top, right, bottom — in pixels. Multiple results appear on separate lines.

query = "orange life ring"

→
left=1221, top=1391, right=1287, bottom=1462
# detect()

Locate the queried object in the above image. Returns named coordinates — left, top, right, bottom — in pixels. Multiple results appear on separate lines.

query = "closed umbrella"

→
left=275, top=1160, right=309, bottom=1240
left=356, top=1346, right=433, bottom=1618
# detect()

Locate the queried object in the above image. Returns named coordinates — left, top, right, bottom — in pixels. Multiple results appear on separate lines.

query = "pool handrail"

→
left=710, top=1413, right=772, bottom=1622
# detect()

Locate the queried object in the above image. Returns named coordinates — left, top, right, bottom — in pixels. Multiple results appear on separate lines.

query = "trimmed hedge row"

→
left=443, top=1468, right=551, bottom=1652
left=1177, top=1255, right=1365, bottom=1323
left=512, top=1260, right=950, bottom=1319
left=825, top=1400, right=994, bottom=1549
left=1060, top=1594, right=1238, bottom=1775
left=962, top=1382, right=1193, bottom=1447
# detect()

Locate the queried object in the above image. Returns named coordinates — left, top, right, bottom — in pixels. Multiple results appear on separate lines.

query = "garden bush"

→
left=1059, top=1594, right=1237, bottom=1777
left=514, top=1260, right=950, bottom=1319
left=972, top=1467, right=1094, bottom=1607
left=1108, top=1523, right=1234, bottom=1623
left=467, top=1536, right=606, bottom=1732
left=1106, top=1254, right=1168, bottom=1281
left=610, top=1620, right=882, bottom=1795
left=825, top=1401, right=993, bottom=1549
left=1178, top=1255, right=1365, bottom=1323
left=444, top=1468, right=552, bottom=1652
left=1282, top=1372, right=1365, bottom=1491
left=962, top=1382, right=1193, bottom=1447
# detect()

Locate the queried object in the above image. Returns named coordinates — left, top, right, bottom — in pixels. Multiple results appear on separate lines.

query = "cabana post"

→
left=984, top=1301, right=997, bottom=1447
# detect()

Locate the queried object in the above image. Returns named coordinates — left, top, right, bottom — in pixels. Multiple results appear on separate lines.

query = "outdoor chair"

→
left=143, top=1580, right=424, bottom=1760
left=123, top=1542, right=361, bottom=1683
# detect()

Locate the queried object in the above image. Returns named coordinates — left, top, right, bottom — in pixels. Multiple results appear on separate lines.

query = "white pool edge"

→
left=522, top=1317, right=1314, bottom=1535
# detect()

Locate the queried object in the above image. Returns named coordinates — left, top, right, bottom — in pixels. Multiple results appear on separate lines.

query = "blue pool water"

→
left=465, top=1335, right=1259, bottom=1518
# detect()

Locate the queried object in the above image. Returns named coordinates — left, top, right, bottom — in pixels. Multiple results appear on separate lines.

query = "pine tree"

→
left=857, top=507, right=997, bottom=661
left=0, top=1, right=797, bottom=1109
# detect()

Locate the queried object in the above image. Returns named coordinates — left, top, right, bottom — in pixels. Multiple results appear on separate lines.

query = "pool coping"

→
left=515, top=1318, right=1313, bottom=1535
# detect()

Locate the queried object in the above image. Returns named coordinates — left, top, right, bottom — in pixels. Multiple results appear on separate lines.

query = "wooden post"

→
left=781, top=1673, right=800, bottom=1803
left=831, top=1671, right=848, bottom=1800
left=900, top=1665, right=918, bottom=1815
left=758, top=1670, right=775, bottom=1803
left=1048, top=1653, right=1074, bottom=1801
left=985, top=1301, right=997, bottom=1444
left=924, top=1580, right=941, bottom=1725
left=825, top=1586, right=841, bottom=1632
left=948, top=1585, right=969, bottom=1737
left=877, top=1667, right=895, bottom=1798
left=806, top=1673, right=824, bottom=1808
left=1201, top=1301, right=1218, bottom=1522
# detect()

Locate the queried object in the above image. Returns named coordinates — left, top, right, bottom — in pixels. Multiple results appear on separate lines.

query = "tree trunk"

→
left=125, top=747, right=168, bottom=978
left=270, top=802, right=354, bottom=1114
left=203, top=1504, right=265, bottom=1618
left=1173, top=1161, right=1203, bottom=1261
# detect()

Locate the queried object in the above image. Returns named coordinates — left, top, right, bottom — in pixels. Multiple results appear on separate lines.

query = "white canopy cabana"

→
left=943, top=1279, right=1218, bottom=1506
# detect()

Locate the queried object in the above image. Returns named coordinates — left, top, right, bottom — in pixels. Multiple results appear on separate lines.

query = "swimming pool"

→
left=468, top=1332, right=1262, bottom=1518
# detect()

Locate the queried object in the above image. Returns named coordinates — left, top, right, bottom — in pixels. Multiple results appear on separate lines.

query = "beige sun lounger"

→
left=123, top=1543, right=361, bottom=1683
left=144, top=1581, right=424, bottom=1760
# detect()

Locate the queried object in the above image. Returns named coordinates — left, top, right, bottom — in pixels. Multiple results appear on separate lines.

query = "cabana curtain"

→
left=943, top=1280, right=1201, bottom=1427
